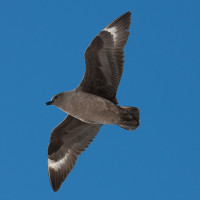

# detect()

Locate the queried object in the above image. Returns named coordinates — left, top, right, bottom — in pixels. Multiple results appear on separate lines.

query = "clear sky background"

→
left=0, top=0, right=199, bottom=199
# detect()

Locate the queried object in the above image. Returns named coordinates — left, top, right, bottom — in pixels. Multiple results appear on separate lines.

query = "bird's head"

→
left=46, top=93, right=64, bottom=107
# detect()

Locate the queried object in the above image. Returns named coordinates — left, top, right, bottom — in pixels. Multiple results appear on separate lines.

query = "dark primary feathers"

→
left=48, top=115, right=101, bottom=192
left=48, top=11, right=131, bottom=192
left=78, top=11, right=131, bottom=104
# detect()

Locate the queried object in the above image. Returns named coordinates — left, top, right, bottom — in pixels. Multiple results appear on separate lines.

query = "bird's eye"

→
left=54, top=96, right=58, bottom=99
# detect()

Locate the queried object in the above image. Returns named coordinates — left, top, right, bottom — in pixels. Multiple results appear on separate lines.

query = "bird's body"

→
left=46, top=11, right=140, bottom=192
left=56, top=90, right=121, bottom=124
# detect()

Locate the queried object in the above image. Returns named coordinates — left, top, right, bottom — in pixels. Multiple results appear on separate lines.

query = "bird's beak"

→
left=46, top=101, right=53, bottom=106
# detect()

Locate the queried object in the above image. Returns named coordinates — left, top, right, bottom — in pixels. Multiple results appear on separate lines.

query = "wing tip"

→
left=124, top=11, right=131, bottom=17
left=48, top=167, right=64, bottom=192
left=107, top=11, right=131, bottom=30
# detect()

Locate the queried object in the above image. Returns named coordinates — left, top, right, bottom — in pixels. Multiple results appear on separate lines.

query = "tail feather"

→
left=118, top=106, right=140, bottom=131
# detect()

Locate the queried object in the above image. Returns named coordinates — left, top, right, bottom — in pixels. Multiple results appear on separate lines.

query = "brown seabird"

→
left=46, top=11, right=140, bottom=192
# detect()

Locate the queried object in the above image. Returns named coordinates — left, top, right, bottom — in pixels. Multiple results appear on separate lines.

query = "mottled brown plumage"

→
left=46, top=11, right=140, bottom=192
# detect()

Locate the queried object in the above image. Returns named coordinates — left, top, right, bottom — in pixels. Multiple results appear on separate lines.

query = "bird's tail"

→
left=118, top=106, right=140, bottom=131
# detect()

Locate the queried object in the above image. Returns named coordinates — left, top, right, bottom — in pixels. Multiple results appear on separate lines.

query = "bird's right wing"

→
left=48, top=115, right=102, bottom=192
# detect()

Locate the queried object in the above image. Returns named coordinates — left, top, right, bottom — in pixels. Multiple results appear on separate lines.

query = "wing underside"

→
left=48, top=115, right=101, bottom=191
left=78, top=11, right=131, bottom=104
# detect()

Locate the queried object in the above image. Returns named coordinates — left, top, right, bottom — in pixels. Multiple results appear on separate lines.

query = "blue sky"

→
left=0, top=0, right=200, bottom=199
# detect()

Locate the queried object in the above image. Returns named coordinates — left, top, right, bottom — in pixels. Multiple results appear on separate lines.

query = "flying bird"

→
left=46, top=11, right=140, bottom=192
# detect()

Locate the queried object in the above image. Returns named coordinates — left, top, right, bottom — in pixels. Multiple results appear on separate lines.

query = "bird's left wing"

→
left=77, top=11, right=131, bottom=104
left=48, top=115, right=101, bottom=192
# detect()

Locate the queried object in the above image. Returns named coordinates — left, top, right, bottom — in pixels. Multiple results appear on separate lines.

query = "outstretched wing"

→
left=48, top=115, right=102, bottom=192
left=77, top=11, right=131, bottom=104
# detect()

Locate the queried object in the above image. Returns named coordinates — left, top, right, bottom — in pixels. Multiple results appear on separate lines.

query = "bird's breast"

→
left=62, top=91, right=120, bottom=124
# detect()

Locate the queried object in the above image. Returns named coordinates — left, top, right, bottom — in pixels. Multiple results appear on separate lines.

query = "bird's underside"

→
left=47, top=11, right=139, bottom=192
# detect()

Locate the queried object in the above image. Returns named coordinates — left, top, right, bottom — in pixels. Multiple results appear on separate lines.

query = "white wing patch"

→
left=48, top=151, right=70, bottom=172
left=104, top=27, right=118, bottom=43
